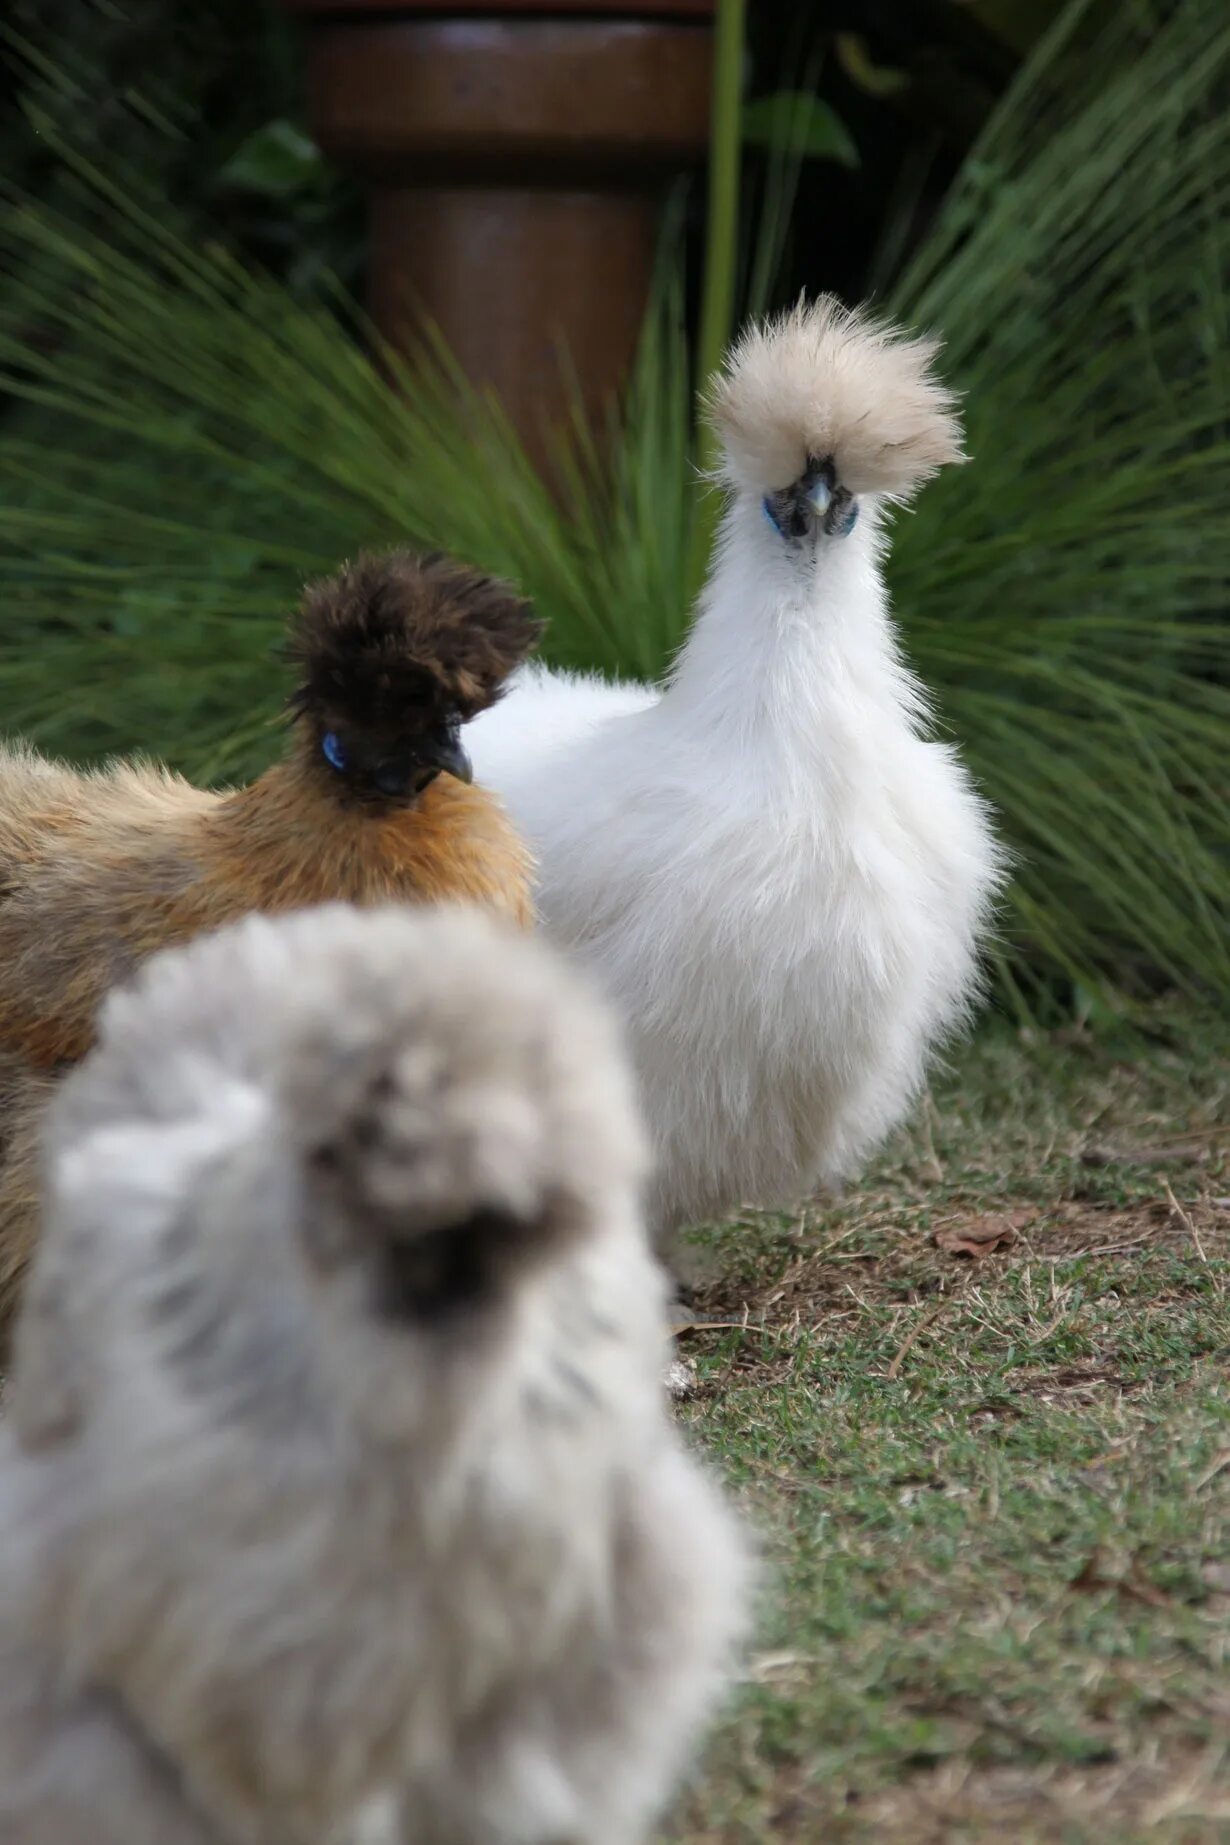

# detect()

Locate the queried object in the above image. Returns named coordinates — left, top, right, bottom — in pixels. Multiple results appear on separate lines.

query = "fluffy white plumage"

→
left=467, top=298, right=1003, bottom=1236
left=0, top=903, right=748, bottom=1845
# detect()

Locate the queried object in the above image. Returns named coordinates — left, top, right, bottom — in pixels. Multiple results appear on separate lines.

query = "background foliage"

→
left=0, top=0, right=1225, bottom=1015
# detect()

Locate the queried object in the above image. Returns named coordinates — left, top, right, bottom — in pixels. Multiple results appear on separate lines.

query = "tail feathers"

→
left=708, top=296, right=965, bottom=501
left=285, top=549, right=542, bottom=732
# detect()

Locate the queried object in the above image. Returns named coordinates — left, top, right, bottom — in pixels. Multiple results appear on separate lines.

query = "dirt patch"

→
left=669, top=1016, right=1230, bottom=1845
left=687, top=1193, right=1228, bottom=1351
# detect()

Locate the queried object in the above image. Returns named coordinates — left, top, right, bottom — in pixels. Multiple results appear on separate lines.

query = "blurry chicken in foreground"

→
left=0, top=550, right=540, bottom=1336
left=0, top=903, right=748, bottom=1845
left=468, top=299, right=1002, bottom=1241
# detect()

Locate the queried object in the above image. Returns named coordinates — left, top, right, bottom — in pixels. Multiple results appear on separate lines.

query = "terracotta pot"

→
left=282, top=1, right=714, bottom=468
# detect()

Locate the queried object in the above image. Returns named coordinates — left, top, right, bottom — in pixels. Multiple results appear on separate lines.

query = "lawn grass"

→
left=669, top=1002, right=1230, bottom=1842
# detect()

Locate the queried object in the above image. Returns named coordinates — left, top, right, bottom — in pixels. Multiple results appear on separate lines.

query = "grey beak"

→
left=807, top=476, right=833, bottom=517
left=425, top=735, right=474, bottom=785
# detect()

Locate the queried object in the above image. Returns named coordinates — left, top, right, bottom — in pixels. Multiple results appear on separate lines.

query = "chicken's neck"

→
left=204, top=741, right=533, bottom=923
left=661, top=498, right=922, bottom=783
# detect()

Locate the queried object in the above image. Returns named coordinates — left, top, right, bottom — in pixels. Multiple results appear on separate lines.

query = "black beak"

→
left=365, top=729, right=475, bottom=801
left=422, top=733, right=473, bottom=785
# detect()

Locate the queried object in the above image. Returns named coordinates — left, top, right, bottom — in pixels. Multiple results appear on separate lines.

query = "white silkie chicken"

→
left=466, top=299, right=1002, bottom=1239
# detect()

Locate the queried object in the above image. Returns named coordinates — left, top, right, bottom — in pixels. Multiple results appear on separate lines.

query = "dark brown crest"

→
left=285, top=550, right=542, bottom=736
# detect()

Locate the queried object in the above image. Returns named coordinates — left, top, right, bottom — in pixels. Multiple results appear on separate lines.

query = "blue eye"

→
left=321, top=731, right=349, bottom=773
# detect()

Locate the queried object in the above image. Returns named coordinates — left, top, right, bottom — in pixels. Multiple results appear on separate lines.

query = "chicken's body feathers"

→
left=0, top=905, right=747, bottom=1845
left=0, top=745, right=533, bottom=1070
left=467, top=300, right=1001, bottom=1236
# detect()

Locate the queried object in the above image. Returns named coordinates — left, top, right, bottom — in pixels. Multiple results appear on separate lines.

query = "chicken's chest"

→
left=542, top=719, right=931, bottom=1014
left=535, top=715, right=942, bottom=1204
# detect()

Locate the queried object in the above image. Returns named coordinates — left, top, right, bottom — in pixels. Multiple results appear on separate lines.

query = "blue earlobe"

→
left=838, top=501, right=860, bottom=538
left=763, top=496, right=785, bottom=537
left=321, top=731, right=349, bottom=773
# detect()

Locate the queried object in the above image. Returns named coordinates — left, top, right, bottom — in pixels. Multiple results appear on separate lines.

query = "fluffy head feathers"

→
left=286, top=550, right=542, bottom=736
left=708, top=296, right=965, bottom=501
left=41, top=903, right=647, bottom=1338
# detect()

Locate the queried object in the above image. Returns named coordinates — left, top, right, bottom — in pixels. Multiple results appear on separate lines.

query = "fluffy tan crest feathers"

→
left=708, top=295, right=966, bottom=499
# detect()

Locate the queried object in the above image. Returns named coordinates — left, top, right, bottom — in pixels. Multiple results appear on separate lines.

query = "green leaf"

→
left=214, top=120, right=323, bottom=199
left=0, top=0, right=1226, bottom=1008
left=742, top=93, right=860, bottom=167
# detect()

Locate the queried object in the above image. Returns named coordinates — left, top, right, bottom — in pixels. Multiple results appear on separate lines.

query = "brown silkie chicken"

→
left=0, top=549, right=541, bottom=1335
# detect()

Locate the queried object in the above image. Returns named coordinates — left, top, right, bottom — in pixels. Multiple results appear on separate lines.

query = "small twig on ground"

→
left=1027, top=1296, right=1075, bottom=1346
left=1194, top=1448, right=1230, bottom=1493
left=762, top=1226, right=862, bottom=1308
left=886, top=1295, right=952, bottom=1381
left=1071, top=1229, right=1158, bottom=1260
left=1164, top=1180, right=1207, bottom=1263
left=670, top=1320, right=752, bottom=1337
left=806, top=1224, right=863, bottom=1263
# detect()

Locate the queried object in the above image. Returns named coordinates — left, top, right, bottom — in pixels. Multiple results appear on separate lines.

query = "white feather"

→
left=468, top=298, right=1003, bottom=1235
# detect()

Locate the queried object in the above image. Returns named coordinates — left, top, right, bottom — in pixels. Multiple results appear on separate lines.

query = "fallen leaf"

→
left=934, top=1210, right=1030, bottom=1259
